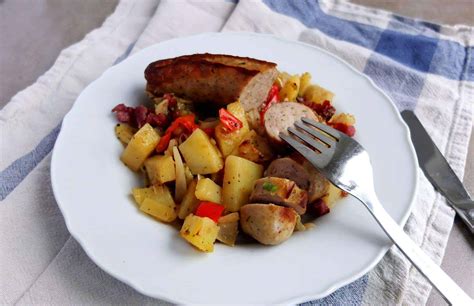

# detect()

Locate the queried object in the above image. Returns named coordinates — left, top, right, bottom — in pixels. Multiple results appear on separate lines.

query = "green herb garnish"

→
left=262, top=182, right=278, bottom=192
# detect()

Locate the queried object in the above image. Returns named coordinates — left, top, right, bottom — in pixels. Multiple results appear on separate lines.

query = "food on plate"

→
left=217, top=212, right=239, bottom=246
left=145, top=53, right=278, bottom=111
left=133, top=185, right=177, bottom=222
left=221, top=155, right=263, bottom=212
left=180, top=214, right=220, bottom=252
left=120, top=123, right=160, bottom=171
left=111, top=53, right=356, bottom=252
left=250, top=177, right=308, bottom=214
left=264, top=102, right=319, bottom=144
left=240, top=204, right=298, bottom=245
left=178, top=128, right=224, bottom=174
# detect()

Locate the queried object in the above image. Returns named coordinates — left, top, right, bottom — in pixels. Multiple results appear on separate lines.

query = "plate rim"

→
left=51, top=31, right=419, bottom=304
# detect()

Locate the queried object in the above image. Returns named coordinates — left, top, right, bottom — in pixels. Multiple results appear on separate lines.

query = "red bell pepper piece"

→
left=218, top=108, right=243, bottom=132
left=259, top=85, right=280, bottom=125
left=201, top=127, right=215, bottom=137
left=330, top=123, right=356, bottom=137
left=156, top=114, right=198, bottom=152
left=195, top=201, right=225, bottom=223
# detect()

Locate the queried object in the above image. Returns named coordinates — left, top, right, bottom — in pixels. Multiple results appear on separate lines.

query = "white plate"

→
left=51, top=32, right=418, bottom=304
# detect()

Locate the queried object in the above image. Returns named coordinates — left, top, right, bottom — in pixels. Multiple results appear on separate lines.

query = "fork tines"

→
left=285, top=118, right=340, bottom=152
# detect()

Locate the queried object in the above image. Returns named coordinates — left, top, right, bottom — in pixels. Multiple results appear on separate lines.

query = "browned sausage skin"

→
left=266, top=157, right=329, bottom=203
left=145, top=53, right=278, bottom=111
left=240, top=204, right=298, bottom=245
left=250, top=177, right=307, bottom=214
left=301, top=160, right=330, bottom=202
left=265, top=157, right=311, bottom=190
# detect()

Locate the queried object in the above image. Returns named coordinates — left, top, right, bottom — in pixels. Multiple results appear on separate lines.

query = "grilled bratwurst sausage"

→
left=264, top=102, right=319, bottom=144
left=265, top=157, right=310, bottom=190
left=145, top=53, right=278, bottom=111
left=250, top=177, right=308, bottom=214
left=265, top=157, right=329, bottom=203
left=240, top=204, right=298, bottom=245
left=301, top=160, right=330, bottom=202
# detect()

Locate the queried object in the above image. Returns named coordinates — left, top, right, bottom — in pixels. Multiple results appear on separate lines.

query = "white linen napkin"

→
left=1, top=0, right=472, bottom=305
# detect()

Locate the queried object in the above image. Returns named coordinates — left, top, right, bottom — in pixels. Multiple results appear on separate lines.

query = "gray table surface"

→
left=1, top=0, right=472, bottom=305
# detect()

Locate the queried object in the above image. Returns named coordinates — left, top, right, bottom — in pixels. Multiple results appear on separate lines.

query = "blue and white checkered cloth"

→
left=1, top=0, right=472, bottom=304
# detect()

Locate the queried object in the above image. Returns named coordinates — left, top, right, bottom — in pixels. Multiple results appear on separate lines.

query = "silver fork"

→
left=280, top=118, right=472, bottom=306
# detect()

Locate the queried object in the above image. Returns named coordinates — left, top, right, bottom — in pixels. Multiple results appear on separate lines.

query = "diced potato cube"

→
left=276, top=71, right=291, bottom=89
left=298, top=72, right=312, bottom=97
left=222, top=156, right=263, bottom=212
left=121, top=123, right=160, bottom=171
left=180, top=214, right=219, bottom=252
left=279, top=75, right=300, bottom=101
left=178, top=179, right=200, bottom=219
left=303, top=84, right=334, bottom=104
left=132, top=187, right=155, bottom=206
left=329, top=113, right=356, bottom=126
left=179, top=129, right=223, bottom=174
left=230, top=130, right=273, bottom=164
left=195, top=178, right=222, bottom=203
left=115, top=123, right=137, bottom=145
left=144, top=155, right=176, bottom=184
left=215, top=101, right=250, bottom=157
left=136, top=185, right=177, bottom=222
left=321, top=183, right=344, bottom=208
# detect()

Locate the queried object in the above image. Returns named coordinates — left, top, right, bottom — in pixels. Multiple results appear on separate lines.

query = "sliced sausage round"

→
left=301, top=160, right=330, bottom=202
left=265, top=157, right=310, bottom=190
left=250, top=177, right=308, bottom=214
left=240, top=203, right=297, bottom=245
left=264, top=102, right=319, bottom=144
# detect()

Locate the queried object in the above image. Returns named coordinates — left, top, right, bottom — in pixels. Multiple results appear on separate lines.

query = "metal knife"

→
left=401, top=110, right=474, bottom=233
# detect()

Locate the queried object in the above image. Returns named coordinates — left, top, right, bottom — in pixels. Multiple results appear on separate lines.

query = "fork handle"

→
left=365, top=195, right=472, bottom=305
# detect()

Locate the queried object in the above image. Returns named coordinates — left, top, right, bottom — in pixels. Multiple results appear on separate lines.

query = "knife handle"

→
left=453, top=206, right=474, bottom=234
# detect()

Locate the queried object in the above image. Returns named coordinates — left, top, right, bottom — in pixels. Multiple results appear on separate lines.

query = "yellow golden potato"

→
left=121, top=123, right=160, bottom=171
left=135, top=185, right=177, bottom=222
left=180, top=214, right=219, bottom=252
left=215, top=101, right=250, bottom=157
left=195, top=178, right=222, bottom=204
left=303, top=84, right=335, bottom=105
left=144, top=155, right=176, bottom=185
left=298, top=72, right=312, bottom=97
left=279, top=75, right=300, bottom=101
left=114, top=123, right=137, bottom=145
left=179, top=129, right=223, bottom=174
left=222, top=155, right=263, bottom=212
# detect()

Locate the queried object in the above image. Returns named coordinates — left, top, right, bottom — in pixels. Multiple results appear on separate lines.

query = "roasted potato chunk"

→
left=303, top=84, right=334, bottom=104
left=135, top=185, right=177, bottom=222
left=115, top=123, right=137, bottom=145
left=144, top=155, right=176, bottom=184
left=121, top=123, right=160, bottom=171
left=222, top=156, right=263, bottom=212
left=195, top=178, right=222, bottom=204
left=215, top=101, right=250, bottom=157
left=180, top=214, right=219, bottom=252
left=231, top=130, right=273, bottom=164
left=179, top=129, right=223, bottom=174
left=279, top=75, right=300, bottom=101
